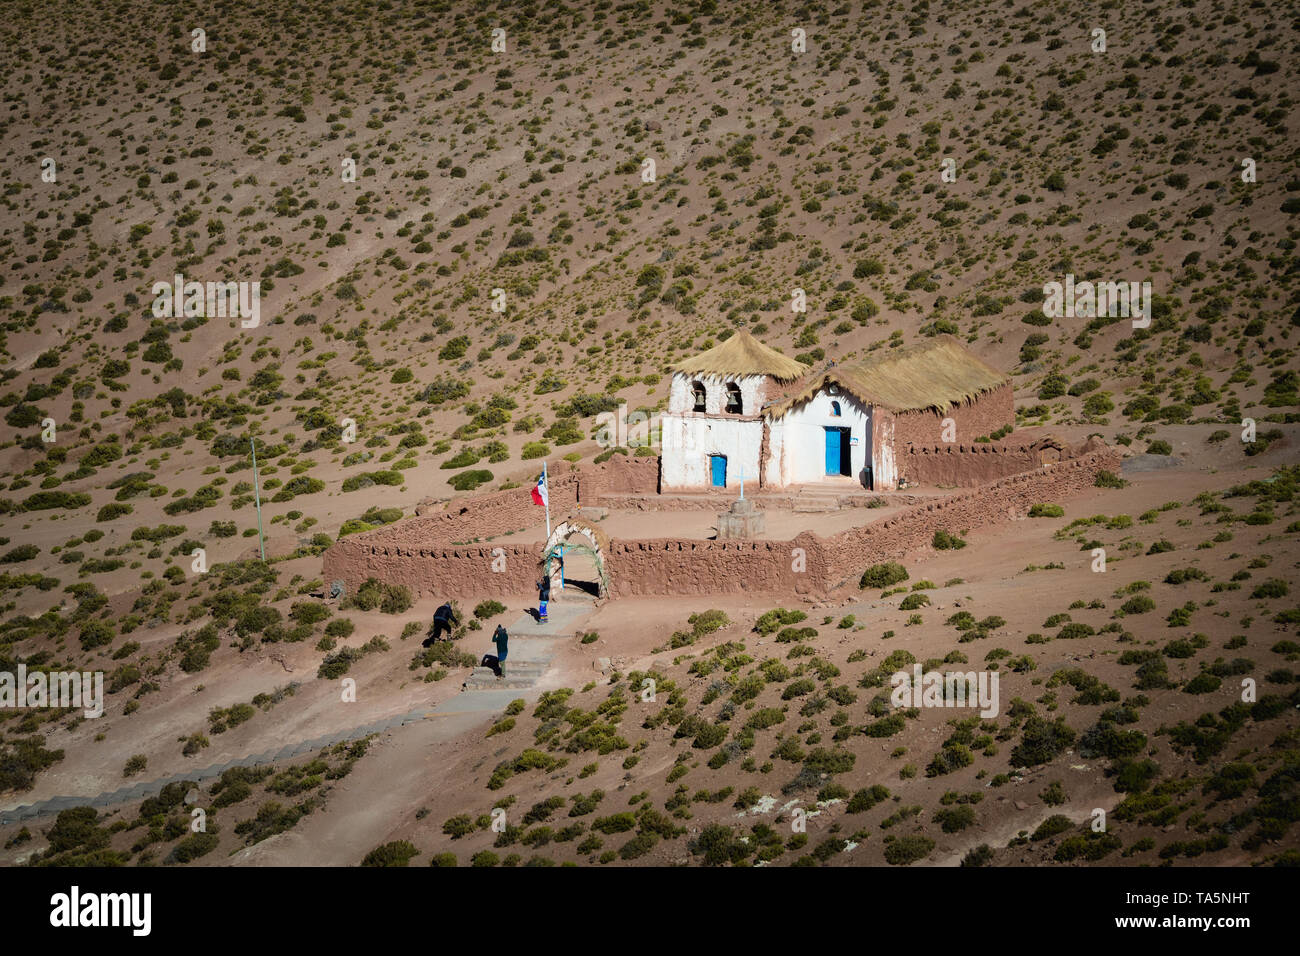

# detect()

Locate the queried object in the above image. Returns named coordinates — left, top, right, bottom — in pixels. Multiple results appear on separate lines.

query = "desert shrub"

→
left=474, top=600, right=507, bottom=619
left=325, top=618, right=355, bottom=638
left=449, top=469, right=493, bottom=491
left=1055, top=831, right=1122, bottom=862
left=361, top=840, right=419, bottom=866
left=0, top=735, right=65, bottom=792
left=346, top=578, right=412, bottom=614
left=1031, top=814, right=1075, bottom=841
left=961, top=844, right=994, bottom=867
left=884, top=834, right=935, bottom=865
left=1120, top=595, right=1156, bottom=615
left=754, top=608, right=807, bottom=635
left=934, top=804, right=976, bottom=833
left=123, top=755, right=147, bottom=777
left=847, top=785, right=891, bottom=813
left=860, top=562, right=908, bottom=590
left=1184, top=672, right=1222, bottom=694
left=79, top=619, right=115, bottom=650
left=1010, top=716, right=1076, bottom=767
left=932, top=530, right=966, bottom=550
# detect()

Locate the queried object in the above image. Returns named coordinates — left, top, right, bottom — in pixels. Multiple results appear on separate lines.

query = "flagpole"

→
left=543, top=460, right=550, bottom=539
left=250, top=434, right=266, bottom=562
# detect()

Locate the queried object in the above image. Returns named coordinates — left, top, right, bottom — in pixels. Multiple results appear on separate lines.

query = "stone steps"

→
left=462, top=655, right=550, bottom=691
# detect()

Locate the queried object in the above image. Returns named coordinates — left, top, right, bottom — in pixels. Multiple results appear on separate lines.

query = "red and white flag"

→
left=531, top=470, right=548, bottom=508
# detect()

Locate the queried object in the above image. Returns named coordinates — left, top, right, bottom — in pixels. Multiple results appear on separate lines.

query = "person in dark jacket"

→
left=537, top=576, right=551, bottom=624
left=489, top=625, right=509, bottom=676
left=424, top=601, right=459, bottom=646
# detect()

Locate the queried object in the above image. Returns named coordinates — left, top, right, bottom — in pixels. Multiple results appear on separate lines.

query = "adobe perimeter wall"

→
left=604, top=532, right=830, bottom=597
left=322, top=447, right=1121, bottom=600
left=321, top=456, right=658, bottom=597
left=896, top=434, right=1109, bottom=488
left=819, top=449, right=1122, bottom=583
left=323, top=542, right=539, bottom=598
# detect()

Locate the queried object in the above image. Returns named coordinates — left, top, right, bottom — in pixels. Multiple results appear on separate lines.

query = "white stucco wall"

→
left=660, top=413, right=763, bottom=489
left=873, top=412, right=897, bottom=490
left=668, top=373, right=769, bottom=415
left=765, top=391, right=873, bottom=487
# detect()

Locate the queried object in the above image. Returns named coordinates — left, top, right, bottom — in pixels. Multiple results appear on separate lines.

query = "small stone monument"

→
left=717, top=496, right=765, bottom=538
left=718, top=468, right=763, bottom=538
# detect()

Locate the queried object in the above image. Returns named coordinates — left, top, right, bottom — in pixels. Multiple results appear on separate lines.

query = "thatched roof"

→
left=765, top=336, right=1009, bottom=417
left=671, top=329, right=807, bottom=383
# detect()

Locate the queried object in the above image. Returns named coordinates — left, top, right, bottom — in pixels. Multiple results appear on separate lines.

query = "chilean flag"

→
left=531, top=470, right=548, bottom=508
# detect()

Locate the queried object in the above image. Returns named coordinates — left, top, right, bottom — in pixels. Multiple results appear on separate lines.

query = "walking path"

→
left=0, top=601, right=596, bottom=826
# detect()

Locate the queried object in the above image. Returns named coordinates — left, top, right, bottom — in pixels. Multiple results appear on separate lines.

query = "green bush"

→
left=1010, top=716, right=1076, bottom=767
left=361, top=840, right=419, bottom=866
left=171, top=832, right=220, bottom=863
left=932, top=530, right=966, bottom=550
left=1028, top=503, right=1064, bottom=518
left=94, top=502, right=132, bottom=522
left=449, top=469, right=493, bottom=491
left=1031, top=814, right=1074, bottom=841
left=474, top=600, right=507, bottom=619
left=934, top=804, right=976, bottom=833
left=860, top=562, right=908, bottom=590
left=884, top=834, right=935, bottom=865
left=754, top=608, right=807, bottom=635
left=346, top=578, right=412, bottom=614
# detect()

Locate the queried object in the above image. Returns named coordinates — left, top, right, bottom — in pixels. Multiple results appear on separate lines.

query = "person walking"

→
left=424, top=601, right=459, bottom=646
left=491, top=624, right=509, bottom=677
left=537, top=575, right=551, bottom=624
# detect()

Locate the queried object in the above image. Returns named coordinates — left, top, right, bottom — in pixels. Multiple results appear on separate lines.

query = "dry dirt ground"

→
left=0, top=0, right=1298, bottom=867
left=3, top=446, right=1297, bottom=866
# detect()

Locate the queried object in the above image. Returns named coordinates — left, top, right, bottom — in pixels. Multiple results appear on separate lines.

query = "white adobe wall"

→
left=765, top=390, right=872, bottom=487
left=873, top=412, right=898, bottom=490
left=668, top=372, right=768, bottom=415
left=660, top=414, right=763, bottom=489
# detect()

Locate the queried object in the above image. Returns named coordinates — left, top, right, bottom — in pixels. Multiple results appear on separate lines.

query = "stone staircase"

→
left=464, top=657, right=548, bottom=690
left=461, top=602, right=592, bottom=692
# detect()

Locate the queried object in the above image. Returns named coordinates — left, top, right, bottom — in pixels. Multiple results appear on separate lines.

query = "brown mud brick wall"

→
left=322, top=447, right=1121, bottom=600
left=323, top=542, right=540, bottom=598
left=604, top=532, right=830, bottom=598
left=820, top=449, right=1123, bottom=583
left=886, top=382, right=1015, bottom=446
left=898, top=443, right=1038, bottom=487
left=897, top=435, right=1108, bottom=488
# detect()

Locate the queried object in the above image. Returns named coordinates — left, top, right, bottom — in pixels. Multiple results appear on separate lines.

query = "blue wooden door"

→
left=710, top=455, right=727, bottom=487
left=824, top=428, right=841, bottom=475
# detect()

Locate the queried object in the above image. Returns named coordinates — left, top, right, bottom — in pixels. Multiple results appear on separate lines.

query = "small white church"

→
left=659, top=330, right=1012, bottom=492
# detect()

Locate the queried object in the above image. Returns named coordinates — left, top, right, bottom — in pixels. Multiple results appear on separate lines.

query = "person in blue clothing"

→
left=537, top=575, right=551, bottom=624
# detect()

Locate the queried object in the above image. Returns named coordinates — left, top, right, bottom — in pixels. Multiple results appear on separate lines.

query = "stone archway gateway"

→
left=541, top=520, right=610, bottom=598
